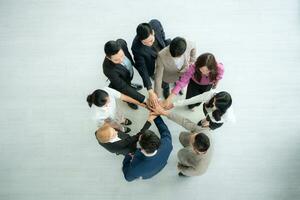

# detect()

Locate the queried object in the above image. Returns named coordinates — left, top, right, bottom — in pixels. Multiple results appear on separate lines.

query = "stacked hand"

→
left=147, top=89, right=159, bottom=108
left=150, top=103, right=169, bottom=116
left=160, top=99, right=174, bottom=110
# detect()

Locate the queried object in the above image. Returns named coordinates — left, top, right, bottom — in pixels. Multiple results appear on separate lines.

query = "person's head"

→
left=96, top=124, right=118, bottom=143
left=136, top=23, right=155, bottom=46
left=139, top=130, right=160, bottom=154
left=86, top=89, right=109, bottom=108
left=206, top=91, right=232, bottom=121
left=194, top=53, right=218, bottom=81
left=104, top=40, right=125, bottom=64
left=191, top=133, right=210, bottom=153
left=169, top=37, right=187, bottom=57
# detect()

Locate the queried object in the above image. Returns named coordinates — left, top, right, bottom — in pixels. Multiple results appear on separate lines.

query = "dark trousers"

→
left=186, top=79, right=212, bottom=109
left=162, top=81, right=169, bottom=91
left=151, top=75, right=169, bottom=92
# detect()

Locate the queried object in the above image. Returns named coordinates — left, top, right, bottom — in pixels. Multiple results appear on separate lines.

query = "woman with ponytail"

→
left=171, top=90, right=235, bottom=130
left=87, top=87, right=147, bottom=133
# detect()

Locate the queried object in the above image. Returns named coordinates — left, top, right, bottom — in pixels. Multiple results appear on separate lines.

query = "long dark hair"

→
left=194, top=53, right=218, bottom=82
left=86, top=89, right=109, bottom=108
left=206, top=91, right=232, bottom=121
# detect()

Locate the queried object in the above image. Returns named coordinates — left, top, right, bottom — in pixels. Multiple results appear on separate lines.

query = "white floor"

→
left=0, top=0, right=300, bottom=199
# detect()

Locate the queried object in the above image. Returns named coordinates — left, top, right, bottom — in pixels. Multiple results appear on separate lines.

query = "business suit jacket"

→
left=131, top=19, right=171, bottom=90
left=122, top=116, right=173, bottom=181
left=167, top=111, right=212, bottom=176
left=103, top=39, right=145, bottom=103
left=95, top=121, right=151, bottom=156
left=154, top=40, right=196, bottom=97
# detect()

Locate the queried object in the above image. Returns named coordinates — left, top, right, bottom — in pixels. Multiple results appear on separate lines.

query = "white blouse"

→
left=91, top=87, right=122, bottom=127
left=173, top=90, right=235, bottom=124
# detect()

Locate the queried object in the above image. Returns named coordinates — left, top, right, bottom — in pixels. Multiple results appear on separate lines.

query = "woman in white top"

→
left=87, top=87, right=146, bottom=133
left=171, top=90, right=234, bottom=130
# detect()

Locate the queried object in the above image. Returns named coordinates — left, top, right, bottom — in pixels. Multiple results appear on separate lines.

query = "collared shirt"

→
left=108, top=136, right=121, bottom=143
left=141, top=149, right=158, bottom=157
left=91, top=87, right=121, bottom=127
left=173, top=56, right=185, bottom=70
left=121, top=56, right=134, bottom=77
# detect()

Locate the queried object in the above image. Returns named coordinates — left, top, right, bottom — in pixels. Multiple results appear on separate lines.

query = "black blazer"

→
left=95, top=121, right=152, bottom=156
left=131, top=19, right=171, bottom=90
left=103, top=39, right=145, bottom=103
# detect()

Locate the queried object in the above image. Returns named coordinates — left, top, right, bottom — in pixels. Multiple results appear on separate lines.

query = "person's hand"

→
left=139, top=102, right=147, bottom=109
left=161, top=99, right=174, bottom=110
left=151, top=104, right=168, bottom=116
left=148, top=112, right=158, bottom=122
left=148, top=89, right=159, bottom=108
left=212, top=81, right=218, bottom=89
left=201, top=119, right=210, bottom=127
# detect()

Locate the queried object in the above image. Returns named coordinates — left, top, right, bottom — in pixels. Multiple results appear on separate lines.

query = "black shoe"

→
left=178, top=172, right=187, bottom=177
left=121, top=118, right=132, bottom=126
left=127, top=102, right=138, bottom=110
left=131, top=83, right=143, bottom=91
left=163, top=88, right=170, bottom=99
left=124, top=127, right=131, bottom=133
left=179, top=90, right=183, bottom=95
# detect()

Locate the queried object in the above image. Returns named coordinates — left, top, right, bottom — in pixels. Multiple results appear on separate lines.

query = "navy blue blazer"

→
left=131, top=19, right=171, bottom=90
left=122, top=116, right=173, bottom=181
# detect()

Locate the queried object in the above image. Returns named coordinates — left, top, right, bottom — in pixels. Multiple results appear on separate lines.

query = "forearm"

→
left=121, top=94, right=146, bottom=105
left=167, top=111, right=204, bottom=132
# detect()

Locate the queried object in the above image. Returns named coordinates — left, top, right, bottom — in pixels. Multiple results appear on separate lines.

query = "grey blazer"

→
left=167, top=111, right=212, bottom=176
left=154, top=41, right=196, bottom=97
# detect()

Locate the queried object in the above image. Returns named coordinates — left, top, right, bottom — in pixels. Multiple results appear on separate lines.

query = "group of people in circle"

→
left=87, top=19, right=234, bottom=181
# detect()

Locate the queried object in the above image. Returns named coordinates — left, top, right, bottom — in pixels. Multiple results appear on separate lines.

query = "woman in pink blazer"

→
left=163, top=53, right=224, bottom=110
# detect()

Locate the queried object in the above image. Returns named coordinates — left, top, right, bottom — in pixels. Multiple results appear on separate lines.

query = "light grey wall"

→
left=0, top=0, right=299, bottom=200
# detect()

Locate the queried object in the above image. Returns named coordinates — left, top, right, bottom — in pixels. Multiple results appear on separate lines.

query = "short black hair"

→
left=169, top=37, right=187, bottom=57
left=193, top=133, right=210, bottom=152
left=139, top=130, right=160, bottom=154
left=136, top=23, right=153, bottom=41
left=86, top=89, right=109, bottom=107
left=104, top=40, right=121, bottom=57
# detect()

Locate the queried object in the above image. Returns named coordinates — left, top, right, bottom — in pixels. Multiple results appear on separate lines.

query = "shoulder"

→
left=131, top=36, right=142, bottom=51
left=186, top=40, right=196, bottom=49
left=149, top=19, right=162, bottom=29
left=158, top=46, right=170, bottom=58
left=217, top=62, right=224, bottom=70
left=103, top=87, right=121, bottom=97
left=103, top=58, right=115, bottom=71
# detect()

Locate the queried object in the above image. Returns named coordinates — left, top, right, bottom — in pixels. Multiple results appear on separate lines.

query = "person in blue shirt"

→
left=122, top=115, right=173, bottom=181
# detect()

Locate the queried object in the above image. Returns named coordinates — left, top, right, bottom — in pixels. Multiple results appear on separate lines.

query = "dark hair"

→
left=194, top=53, right=218, bottom=82
left=136, top=23, right=153, bottom=41
left=104, top=40, right=121, bottom=58
left=169, top=37, right=187, bottom=57
left=206, top=91, right=232, bottom=121
left=139, top=130, right=160, bottom=154
left=86, top=89, right=109, bottom=108
left=194, top=133, right=210, bottom=152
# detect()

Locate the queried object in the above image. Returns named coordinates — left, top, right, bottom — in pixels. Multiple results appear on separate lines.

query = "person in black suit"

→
left=131, top=19, right=171, bottom=107
left=95, top=114, right=156, bottom=156
left=103, top=39, right=145, bottom=110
